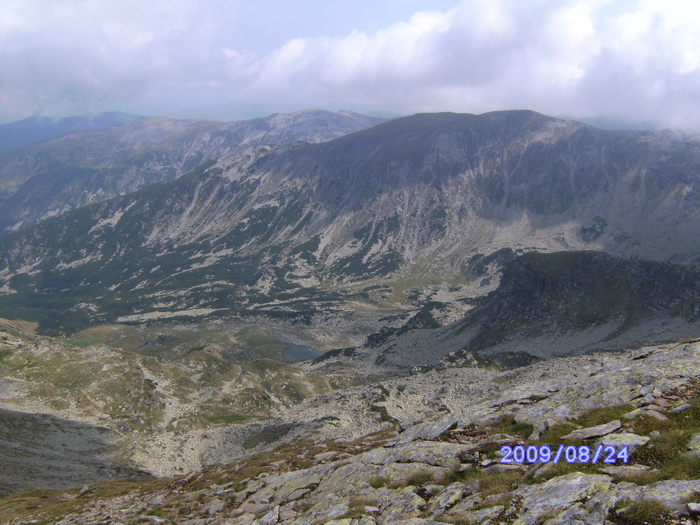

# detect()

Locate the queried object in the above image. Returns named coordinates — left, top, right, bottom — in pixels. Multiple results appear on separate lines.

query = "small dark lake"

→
left=284, top=345, right=322, bottom=361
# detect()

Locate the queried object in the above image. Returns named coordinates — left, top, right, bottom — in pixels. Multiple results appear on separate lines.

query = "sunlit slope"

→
left=0, top=110, right=699, bottom=332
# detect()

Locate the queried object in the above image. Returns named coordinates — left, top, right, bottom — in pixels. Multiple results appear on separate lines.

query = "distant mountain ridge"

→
left=0, top=110, right=699, bottom=333
left=0, top=112, right=140, bottom=151
left=0, top=109, right=386, bottom=234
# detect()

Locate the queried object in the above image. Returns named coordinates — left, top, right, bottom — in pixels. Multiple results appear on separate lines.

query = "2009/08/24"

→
left=500, top=444, right=629, bottom=464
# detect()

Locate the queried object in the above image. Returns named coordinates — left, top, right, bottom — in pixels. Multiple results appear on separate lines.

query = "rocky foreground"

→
left=4, top=338, right=700, bottom=524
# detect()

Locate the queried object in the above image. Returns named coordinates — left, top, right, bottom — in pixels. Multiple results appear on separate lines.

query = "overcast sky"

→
left=2, top=0, right=700, bottom=129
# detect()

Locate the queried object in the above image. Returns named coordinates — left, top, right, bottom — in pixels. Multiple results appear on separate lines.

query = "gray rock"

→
left=482, top=463, right=523, bottom=473
left=227, top=514, right=256, bottom=525
left=458, top=505, right=505, bottom=524
left=625, top=407, right=669, bottom=421
left=361, top=441, right=463, bottom=469
left=670, top=403, right=692, bottom=413
left=644, top=410, right=669, bottom=421
left=514, top=473, right=613, bottom=524
left=596, top=433, right=650, bottom=454
left=641, top=480, right=700, bottom=514
left=545, top=503, right=593, bottom=525
left=446, top=493, right=485, bottom=514
left=379, top=486, right=426, bottom=522
left=428, top=482, right=465, bottom=513
left=527, top=421, right=549, bottom=441
left=386, top=518, right=449, bottom=525
left=686, top=432, right=700, bottom=456
left=561, top=420, right=621, bottom=440
left=528, top=461, right=556, bottom=479
left=622, top=408, right=647, bottom=419
left=138, top=517, right=166, bottom=524
left=304, top=499, right=349, bottom=521
left=207, top=498, right=225, bottom=515
left=599, top=464, right=651, bottom=476
left=392, top=416, right=458, bottom=445
left=314, top=451, right=337, bottom=462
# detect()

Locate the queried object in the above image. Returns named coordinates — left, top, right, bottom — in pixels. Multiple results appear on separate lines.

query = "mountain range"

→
left=0, top=112, right=140, bottom=151
left=0, top=109, right=384, bottom=235
left=0, top=108, right=700, bottom=521
left=0, top=109, right=698, bottom=341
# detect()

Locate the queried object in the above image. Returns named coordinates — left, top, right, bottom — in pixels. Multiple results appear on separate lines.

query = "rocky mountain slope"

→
left=3, top=337, right=700, bottom=524
left=365, top=251, right=700, bottom=369
left=2, top=109, right=700, bottom=523
left=1, top=110, right=699, bottom=334
left=0, top=110, right=384, bottom=234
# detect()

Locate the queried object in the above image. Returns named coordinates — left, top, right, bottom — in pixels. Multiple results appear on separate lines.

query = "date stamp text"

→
left=500, top=444, right=629, bottom=464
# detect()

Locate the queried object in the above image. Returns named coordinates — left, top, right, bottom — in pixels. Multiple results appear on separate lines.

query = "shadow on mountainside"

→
left=0, top=407, right=150, bottom=497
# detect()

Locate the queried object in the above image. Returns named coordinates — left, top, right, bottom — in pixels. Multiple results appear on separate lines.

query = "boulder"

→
left=392, top=416, right=458, bottom=445
left=685, top=432, right=700, bottom=456
left=561, top=420, right=621, bottom=440
left=514, top=473, right=613, bottom=524
left=596, top=433, right=650, bottom=454
left=428, top=482, right=465, bottom=514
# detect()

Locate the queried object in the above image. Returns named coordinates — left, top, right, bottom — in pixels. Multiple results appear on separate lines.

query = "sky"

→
left=2, top=0, right=700, bottom=129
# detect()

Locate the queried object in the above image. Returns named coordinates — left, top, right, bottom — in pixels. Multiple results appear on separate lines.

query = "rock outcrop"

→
left=4, top=339, right=700, bottom=524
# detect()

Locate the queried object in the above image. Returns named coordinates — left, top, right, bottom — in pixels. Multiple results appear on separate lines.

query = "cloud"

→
left=0, top=0, right=237, bottom=119
left=2, top=0, right=700, bottom=129
left=238, top=0, right=700, bottom=128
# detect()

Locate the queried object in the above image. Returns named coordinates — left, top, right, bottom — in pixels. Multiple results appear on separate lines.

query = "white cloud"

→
left=237, top=0, right=700, bottom=128
left=2, top=0, right=700, bottom=129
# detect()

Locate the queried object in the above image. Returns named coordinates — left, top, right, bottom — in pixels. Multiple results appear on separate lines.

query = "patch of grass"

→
left=370, top=404, right=399, bottom=425
left=478, top=470, right=524, bottom=494
left=343, top=495, right=379, bottom=518
left=615, top=498, right=675, bottom=525
left=67, top=335, right=103, bottom=347
left=655, top=451, right=700, bottom=480
left=395, top=470, right=438, bottom=488
left=633, top=430, right=687, bottom=468
left=440, top=518, right=473, bottom=525
left=490, top=414, right=533, bottom=439
left=437, top=466, right=523, bottom=495
left=146, top=505, right=165, bottom=517
left=538, top=422, right=579, bottom=445
left=369, top=476, right=389, bottom=489
left=377, top=384, right=390, bottom=399
left=575, top=403, right=636, bottom=428
left=242, top=422, right=296, bottom=450
left=530, top=459, right=601, bottom=483
left=611, top=469, right=665, bottom=486
left=441, top=466, right=476, bottom=485
left=202, top=413, right=250, bottom=425
left=0, top=478, right=173, bottom=523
